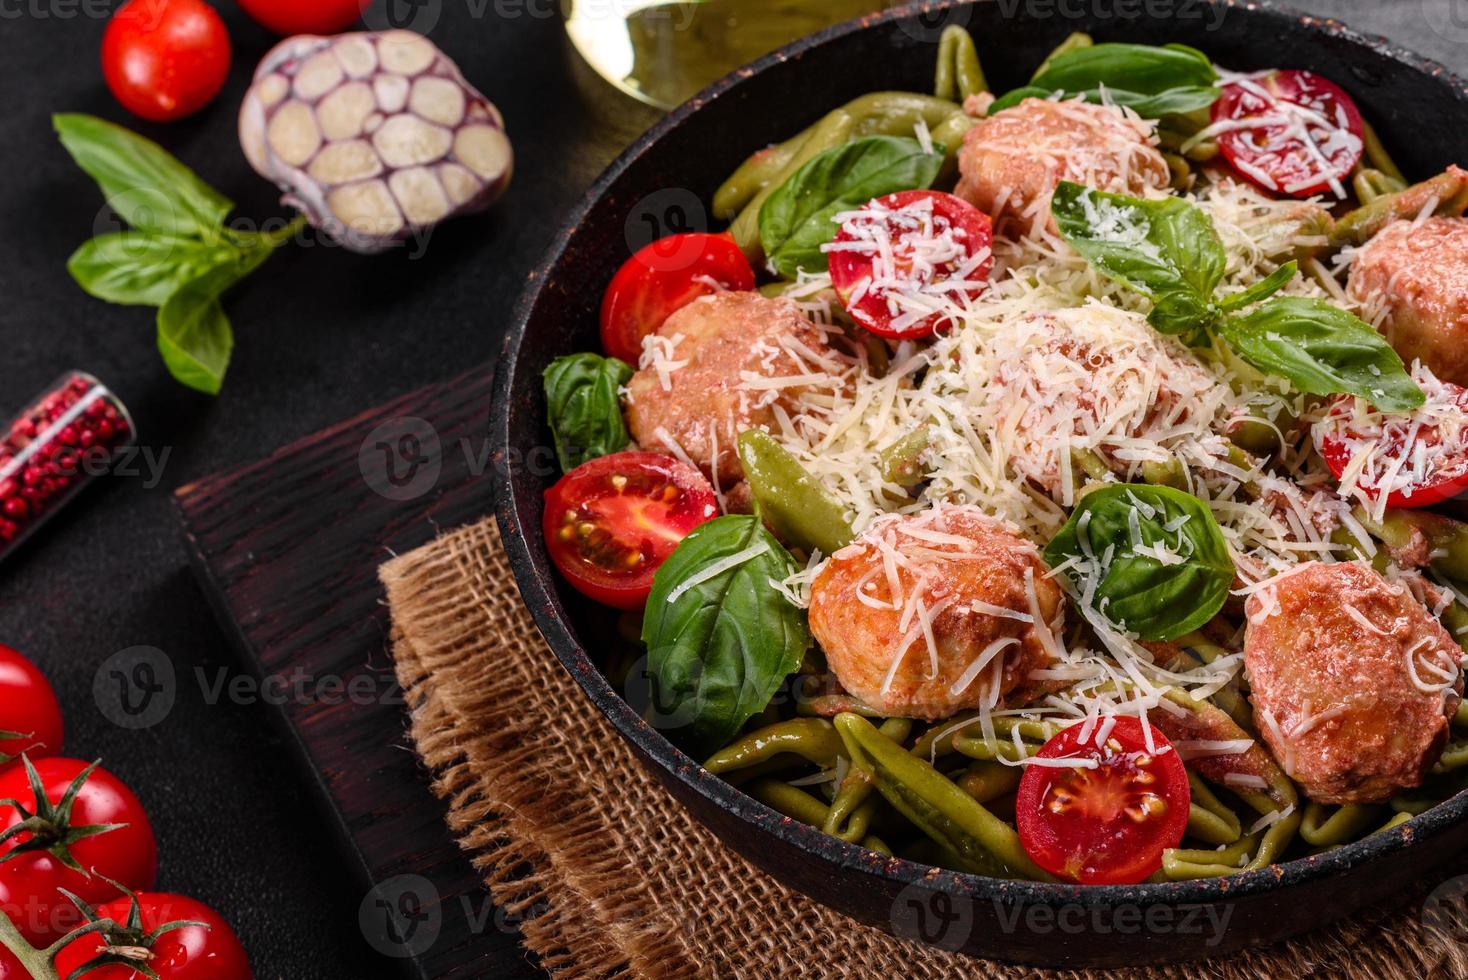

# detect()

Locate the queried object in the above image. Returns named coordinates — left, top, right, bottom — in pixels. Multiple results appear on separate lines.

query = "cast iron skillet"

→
left=492, top=1, right=1468, bottom=965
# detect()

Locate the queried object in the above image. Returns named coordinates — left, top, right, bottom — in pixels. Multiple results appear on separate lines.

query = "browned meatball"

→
left=1243, top=561, right=1464, bottom=804
left=808, top=506, right=1064, bottom=720
left=624, top=292, right=840, bottom=486
left=1349, top=216, right=1468, bottom=386
left=954, top=98, right=1169, bottom=235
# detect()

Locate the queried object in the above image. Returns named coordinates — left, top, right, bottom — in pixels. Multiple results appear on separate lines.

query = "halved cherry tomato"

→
left=101, top=0, right=231, bottom=123
left=599, top=233, right=755, bottom=364
left=1211, top=69, right=1364, bottom=199
left=827, top=190, right=992, bottom=340
left=0, top=644, right=63, bottom=774
left=1015, top=717, right=1189, bottom=885
left=543, top=451, right=718, bottom=609
left=1315, top=380, right=1468, bottom=508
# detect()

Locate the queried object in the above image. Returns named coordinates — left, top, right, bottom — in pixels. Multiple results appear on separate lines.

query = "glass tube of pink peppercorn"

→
left=0, top=372, right=135, bottom=557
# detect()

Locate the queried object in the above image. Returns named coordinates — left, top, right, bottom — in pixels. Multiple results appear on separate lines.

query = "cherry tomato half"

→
left=102, top=0, right=231, bottom=123
left=55, top=892, right=251, bottom=980
left=543, top=451, right=718, bottom=609
left=1315, top=380, right=1468, bottom=508
left=1015, top=717, right=1189, bottom=885
left=828, top=190, right=993, bottom=340
left=1212, top=69, right=1364, bottom=199
left=599, top=233, right=755, bottom=364
left=0, top=759, right=158, bottom=945
left=0, top=645, right=62, bottom=775
left=236, top=0, right=367, bottom=35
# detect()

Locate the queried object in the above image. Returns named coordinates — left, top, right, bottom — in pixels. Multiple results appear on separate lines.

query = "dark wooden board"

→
left=173, top=363, right=540, bottom=980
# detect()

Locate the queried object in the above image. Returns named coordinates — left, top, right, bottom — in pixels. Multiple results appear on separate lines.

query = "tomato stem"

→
left=0, top=907, right=120, bottom=980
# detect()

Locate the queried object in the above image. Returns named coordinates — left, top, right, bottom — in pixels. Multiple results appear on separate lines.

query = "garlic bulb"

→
left=239, top=31, right=512, bottom=254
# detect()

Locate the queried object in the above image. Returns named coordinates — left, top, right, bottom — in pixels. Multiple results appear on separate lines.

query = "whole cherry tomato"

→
left=235, top=0, right=366, bottom=35
left=101, top=0, right=231, bottom=123
left=0, top=645, right=62, bottom=774
left=599, top=232, right=755, bottom=364
left=543, top=451, right=719, bottom=609
left=55, top=892, right=251, bottom=980
left=0, top=759, right=157, bottom=945
left=1015, top=717, right=1190, bottom=885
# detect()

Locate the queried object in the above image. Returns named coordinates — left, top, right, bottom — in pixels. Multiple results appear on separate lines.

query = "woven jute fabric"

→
left=380, top=517, right=1468, bottom=979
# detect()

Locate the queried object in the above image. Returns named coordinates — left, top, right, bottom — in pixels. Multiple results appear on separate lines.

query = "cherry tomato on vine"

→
left=828, top=190, right=993, bottom=341
left=235, top=0, right=367, bottom=35
left=102, top=0, right=231, bottom=123
left=1315, top=380, right=1468, bottom=508
left=1015, top=718, right=1190, bottom=885
left=1211, top=69, right=1364, bottom=198
left=0, top=646, right=62, bottom=774
left=543, top=451, right=718, bottom=609
left=0, top=944, right=24, bottom=980
left=599, top=232, right=755, bottom=363
left=0, top=759, right=157, bottom=945
left=54, top=892, right=251, bottom=980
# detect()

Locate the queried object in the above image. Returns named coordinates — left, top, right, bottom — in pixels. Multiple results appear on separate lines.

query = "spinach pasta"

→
left=539, top=27, right=1468, bottom=885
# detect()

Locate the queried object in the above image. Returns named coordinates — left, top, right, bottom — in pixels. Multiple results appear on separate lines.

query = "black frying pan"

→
left=491, top=1, right=1468, bottom=965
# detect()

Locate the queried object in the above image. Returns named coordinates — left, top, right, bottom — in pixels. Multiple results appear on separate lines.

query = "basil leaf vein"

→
left=155, top=241, right=277, bottom=395
left=1043, top=484, right=1233, bottom=642
left=543, top=352, right=634, bottom=471
left=758, top=135, right=945, bottom=278
left=1217, top=296, right=1425, bottom=412
left=993, top=42, right=1219, bottom=117
left=642, top=515, right=809, bottom=756
left=68, top=233, right=230, bottom=307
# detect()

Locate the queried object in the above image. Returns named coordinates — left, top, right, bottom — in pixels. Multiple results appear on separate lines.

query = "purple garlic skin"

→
left=239, top=31, right=512, bottom=254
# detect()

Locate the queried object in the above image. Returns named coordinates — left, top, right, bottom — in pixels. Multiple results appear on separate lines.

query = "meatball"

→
left=624, top=292, right=841, bottom=486
left=1243, top=561, right=1464, bottom=804
left=1349, top=216, right=1468, bottom=385
left=808, top=506, right=1064, bottom=720
left=954, top=98, right=1169, bottom=236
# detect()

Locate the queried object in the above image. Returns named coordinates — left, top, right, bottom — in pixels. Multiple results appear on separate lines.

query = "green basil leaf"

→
left=758, top=135, right=945, bottom=278
left=67, top=233, right=230, bottom=307
left=1216, top=296, right=1425, bottom=412
left=543, top=352, right=634, bottom=471
left=994, top=42, right=1219, bottom=117
left=54, top=113, right=233, bottom=238
left=155, top=242, right=277, bottom=394
left=1050, top=181, right=1225, bottom=335
left=642, top=515, right=809, bottom=756
left=1216, top=260, right=1298, bottom=313
left=1044, top=484, right=1233, bottom=642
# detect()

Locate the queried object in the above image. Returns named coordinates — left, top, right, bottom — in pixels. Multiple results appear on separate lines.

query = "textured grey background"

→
left=0, top=1, right=1461, bottom=978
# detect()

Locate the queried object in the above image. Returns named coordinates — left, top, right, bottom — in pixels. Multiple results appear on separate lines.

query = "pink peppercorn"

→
left=0, top=372, right=134, bottom=561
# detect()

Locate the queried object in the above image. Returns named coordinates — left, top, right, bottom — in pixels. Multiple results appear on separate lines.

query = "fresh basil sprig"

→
left=758, top=135, right=945, bottom=278
left=642, top=515, right=809, bottom=756
left=1051, top=182, right=1424, bottom=411
left=543, top=353, right=634, bottom=472
left=990, top=42, right=1220, bottom=117
left=1044, top=484, right=1233, bottom=642
left=56, top=114, right=303, bottom=395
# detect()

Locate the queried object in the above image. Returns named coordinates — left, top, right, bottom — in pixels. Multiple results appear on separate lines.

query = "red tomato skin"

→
left=1015, top=719, right=1190, bottom=885
left=543, top=451, right=718, bottom=610
left=1211, top=70, right=1364, bottom=199
left=0, top=646, right=62, bottom=773
left=54, top=893, right=251, bottom=980
left=828, top=190, right=993, bottom=340
left=235, top=0, right=366, bottom=35
left=102, top=0, right=231, bottom=123
left=0, top=944, right=28, bottom=980
left=599, top=233, right=756, bottom=363
left=0, top=759, right=158, bottom=945
left=1316, top=388, right=1468, bottom=509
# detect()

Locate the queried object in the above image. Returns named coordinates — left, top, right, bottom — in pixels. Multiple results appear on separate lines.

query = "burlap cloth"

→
left=379, top=517, right=1468, bottom=979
